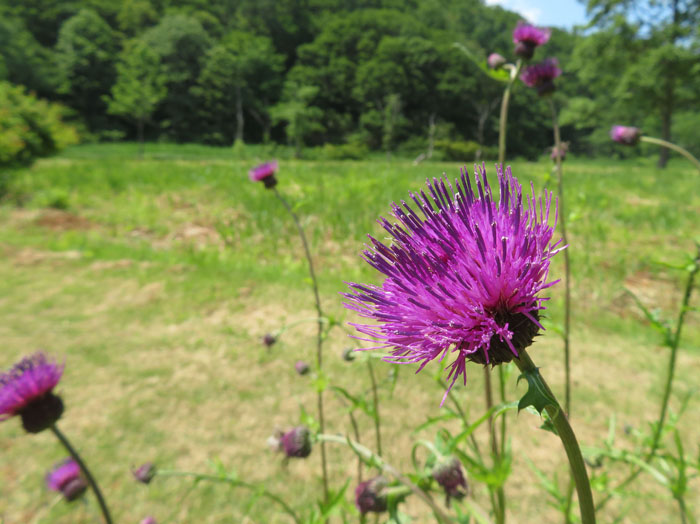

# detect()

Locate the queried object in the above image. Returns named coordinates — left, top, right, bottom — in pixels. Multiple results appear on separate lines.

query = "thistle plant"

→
left=610, top=125, right=700, bottom=173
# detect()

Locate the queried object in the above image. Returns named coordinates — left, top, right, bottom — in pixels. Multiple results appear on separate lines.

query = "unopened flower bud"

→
left=295, top=360, right=310, bottom=375
left=487, top=53, right=506, bottom=70
left=132, top=462, right=156, bottom=484
left=342, top=348, right=356, bottom=362
left=279, top=426, right=312, bottom=458
left=610, top=126, right=641, bottom=146
left=432, top=457, right=468, bottom=506
left=262, top=333, right=277, bottom=347
left=141, top=517, right=157, bottom=524
left=355, top=476, right=388, bottom=514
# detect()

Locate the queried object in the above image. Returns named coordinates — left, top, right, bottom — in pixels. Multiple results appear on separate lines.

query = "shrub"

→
left=434, top=140, right=498, bottom=162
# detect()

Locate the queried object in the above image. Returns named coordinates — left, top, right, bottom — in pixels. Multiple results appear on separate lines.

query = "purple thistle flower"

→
left=249, top=161, right=279, bottom=189
left=0, top=352, right=64, bottom=433
left=132, top=462, right=156, bottom=484
left=294, top=360, right=310, bottom=375
left=46, top=458, right=87, bottom=502
left=521, top=58, right=562, bottom=96
left=487, top=53, right=506, bottom=70
left=344, top=165, right=563, bottom=404
left=355, top=476, right=388, bottom=515
left=513, top=21, right=551, bottom=60
left=432, top=457, right=468, bottom=506
left=277, top=426, right=312, bottom=458
left=141, top=518, right=157, bottom=524
left=610, top=125, right=641, bottom=146
left=262, top=333, right=277, bottom=348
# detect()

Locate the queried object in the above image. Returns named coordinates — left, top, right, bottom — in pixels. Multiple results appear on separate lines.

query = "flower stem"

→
left=50, top=425, right=113, bottom=524
left=272, top=187, right=329, bottom=502
left=549, top=98, right=572, bottom=416
left=366, top=359, right=383, bottom=456
left=595, top=244, right=700, bottom=511
left=640, top=137, right=700, bottom=173
left=513, top=350, right=596, bottom=524
left=155, top=470, right=301, bottom=524
left=498, top=60, right=522, bottom=165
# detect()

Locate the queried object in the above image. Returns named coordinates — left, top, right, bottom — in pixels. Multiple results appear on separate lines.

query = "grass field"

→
left=1, top=143, right=699, bottom=524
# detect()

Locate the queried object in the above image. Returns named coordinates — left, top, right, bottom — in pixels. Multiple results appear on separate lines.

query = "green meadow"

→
left=1, top=143, right=698, bottom=523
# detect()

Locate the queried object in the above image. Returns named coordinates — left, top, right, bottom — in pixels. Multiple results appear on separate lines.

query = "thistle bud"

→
left=487, top=53, right=506, bottom=70
left=355, top=476, right=388, bottom=514
left=342, top=348, right=356, bottom=362
left=610, top=126, right=641, bottom=146
left=294, top=360, right=310, bottom=375
left=132, top=462, right=156, bottom=484
left=262, top=333, right=277, bottom=347
left=279, top=426, right=312, bottom=458
left=46, top=459, right=87, bottom=502
left=432, top=457, right=468, bottom=506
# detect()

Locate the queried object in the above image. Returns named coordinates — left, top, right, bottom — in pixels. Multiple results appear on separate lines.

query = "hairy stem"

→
left=549, top=98, right=572, bottom=416
left=50, top=425, right=113, bottom=524
left=640, top=137, right=700, bottom=173
left=366, top=359, right=383, bottom=456
left=513, top=350, right=596, bottom=524
left=272, top=187, right=329, bottom=502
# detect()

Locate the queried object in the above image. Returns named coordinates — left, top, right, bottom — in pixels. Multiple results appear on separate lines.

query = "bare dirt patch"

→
left=35, top=209, right=93, bottom=231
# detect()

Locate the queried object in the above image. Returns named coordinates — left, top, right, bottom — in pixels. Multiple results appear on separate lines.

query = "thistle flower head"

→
left=610, top=125, right=641, bottom=146
left=141, top=518, right=157, bottom=524
left=276, top=426, right=312, bottom=458
left=132, top=462, right=156, bottom=484
left=294, top=360, right=310, bottom=375
left=262, top=333, right=277, bottom=347
left=487, top=53, right=506, bottom=70
left=344, top=165, right=562, bottom=404
left=432, top=457, right=468, bottom=506
left=355, top=476, right=388, bottom=514
left=46, top=458, right=87, bottom=502
left=0, top=352, right=64, bottom=433
left=521, top=58, right=561, bottom=96
left=513, top=21, right=551, bottom=59
left=249, top=161, right=279, bottom=188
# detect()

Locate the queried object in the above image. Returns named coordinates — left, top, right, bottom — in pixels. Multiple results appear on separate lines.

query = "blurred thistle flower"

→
left=46, top=458, right=87, bottom=502
left=342, top=348, right=356, bottom=362
left=294, top=360, right=310, bottom=375
left=344, top=165, right=562, bottom=403
left=248, top=161, right=279, bottom=189
left=140, top=518, right=157, bottom=524
left=132, top=462, right=156, bottom=484
left=521, top=58, right=561, bottom=96
left=262, top=333, right=277, bottom=348
left=610, top=125, right=641, bottom=146
left=487, top=53, right=506, bottom=70
left=0, top=352, right=64, bottom=433
left=432, top=457, right=468, bottom=506
left=513, top=21, right=551, bottom=60
left=550, top=142, right=569, bottom=162
left=355, top=476, right=388, bottom=515
left=273, top=426, right=313, bottom=459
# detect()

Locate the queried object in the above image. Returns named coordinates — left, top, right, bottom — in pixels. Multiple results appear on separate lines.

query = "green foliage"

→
left=434, top=140, right=498, bottom=162
left=270, top=82, right=324, bottom=157
left=0, top=81, right=78, bottom=169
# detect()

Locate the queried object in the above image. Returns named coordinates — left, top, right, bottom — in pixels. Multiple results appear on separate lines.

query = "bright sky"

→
left=485, top=0, right=590, bottom=29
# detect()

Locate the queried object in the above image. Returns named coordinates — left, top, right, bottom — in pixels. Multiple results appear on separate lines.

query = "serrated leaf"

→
left=517, top=368, right=558, bottom=415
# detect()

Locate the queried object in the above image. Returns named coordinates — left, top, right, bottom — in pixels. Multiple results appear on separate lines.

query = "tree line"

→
left=1, top=0, right=698, bottom=162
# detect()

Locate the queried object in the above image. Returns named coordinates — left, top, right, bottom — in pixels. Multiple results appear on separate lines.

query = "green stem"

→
left=497, top=60, right=522, bottom=165
left=366, top=359, right=383, bottom=456
left=155, top=470, right=301, bottom=524
left=513, top=350, right=596, bottom=524
left=272, top=187, right=329, bottom=503
left=640, top=137, right=700, bottom=173
left=50, top=425, right=113, bottom=524
left=439, top=379, right=482, bottom=456
left=317, top=434, right=458, bottom=524
left=563, top=477, right=575, bottom=524
left=549, top=98, right=572, bottom=416
left=596, top=245, right=699, bottom=511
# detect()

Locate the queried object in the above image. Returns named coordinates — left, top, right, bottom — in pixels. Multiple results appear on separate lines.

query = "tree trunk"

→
left=137, top=118, right=144, bottom=157
left=235, top=85, right=244, bottom=146
left=658, top=0, right=679, bottom=169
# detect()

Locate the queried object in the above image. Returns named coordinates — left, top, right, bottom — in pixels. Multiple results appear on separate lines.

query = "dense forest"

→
left=1, top=0, right=698, bottom=161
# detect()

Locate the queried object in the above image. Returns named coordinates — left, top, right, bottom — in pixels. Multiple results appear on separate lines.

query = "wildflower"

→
left=46, top=458, right=87, bottom=502
left=294, top=360, right=310, bottom=375
left=487, top=53, right=506, bottom=70
left=0, top=353, right=64, bottom=433
left=342, top=348, right=356, bottom=362
left=355, top=476, right=388, bottom=514
left=249, top=161, right=278, bottom=189
left=550, top=142, right=569, bottom=161
left=513, top=21, right=551, bottom=60
left=344, top=165, right=562, bottom=403
left=432, top=457, right=468, bottom=506
left=262, top=333, right=277, bottom=348
left=274, top=426, right=312, bottom=458
left=521, top=58, right=561, bottom=96
left=141, top=518, right=157, bottom=524
left=610, top=125, right=641, bottom=146
left=132, top=462, right=156, bottom=484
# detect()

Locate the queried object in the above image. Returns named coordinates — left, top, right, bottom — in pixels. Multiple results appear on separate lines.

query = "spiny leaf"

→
left=517, top=367, right=558, bottom=415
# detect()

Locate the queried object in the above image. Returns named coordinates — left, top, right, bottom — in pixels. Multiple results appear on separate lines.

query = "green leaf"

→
left=517, top=368, right=558, bottom=415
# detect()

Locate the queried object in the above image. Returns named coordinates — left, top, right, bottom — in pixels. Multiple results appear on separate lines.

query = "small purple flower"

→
left=432, top=458, right=468, bottom=506
left=132, top=462, right=156, bottom=484
left=262, top=333, right=277, bottom=348
left=610, top=125, right=641, bottom=146
left=46, top=458, right=87, bottom=502
left=513, top=21, right=551, bottom=60
left=294, top=360, right=310, bottom=375
left=249, top=161, right=279, bottom=189
left=344, top=165, right=562, bottom=403
left=521, top=58, right=561, bottom=96
left=550, top=142, right=568, bottom=161
left=487, top=53, right=506, bottom=70
left=355, top=476, right=388, bottom=515
left=0, top=352, right=64, bottom=433
left=141, top=518, right=157, bottom=524
left=276, top=426, right=312, bottom=458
